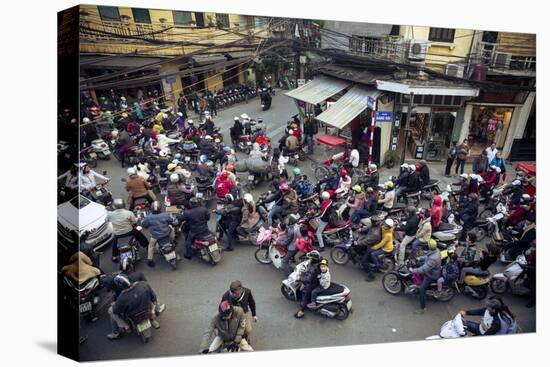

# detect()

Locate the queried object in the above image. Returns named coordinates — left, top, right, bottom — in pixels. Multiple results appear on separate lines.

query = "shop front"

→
left=467, top=105, right=514, bottom=156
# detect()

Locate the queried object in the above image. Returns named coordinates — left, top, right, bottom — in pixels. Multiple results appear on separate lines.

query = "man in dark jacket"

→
left=199, top=136, right=217, bottom=161
left=458, top=193, right=479, bottom=241
left=140, top=201, right=176, bottom=267
left=358, top=164, right=380, bottom=189
left=200, top=302, right=252, bottom=353
left=355, top=221, right=383, bottom=281
left=303, top=115, right=317, bottom=155
left=176, top=198, right=211, bottom=259
left=411, top=239, right=441, bottom=314
left=395, top=165, right=420, bottom=203
left=230, top=117, right=244, bottom=147
left=221, top=280, right=257, bottom=338
left=418, top=160, right=431, bottom=187
left=216, top=194, right=243, bottom=251
left=472, top=151, right=489, bottom=174
left=397, top=206, right=420, bottom=264
left=107, top=275, right=161, bottom=339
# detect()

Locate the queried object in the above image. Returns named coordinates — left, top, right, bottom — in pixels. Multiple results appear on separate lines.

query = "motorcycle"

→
left=195, top=176, right=214, bottom=201
left=299, top=209, right=352, bottom=248
left=180, top=141, right=199, bottom=171
left=237, top=135, right=253, bottom=154
left=90, top=138, right=112, bottom=160
left=133, top=197, right=151, bottom=220
left=330, top=232, right=395, bottom=273
left=254, top=225, right=292, bottom=269
left=191, top=233, right=223, bottom=265
left=451, top=274, right=490, bottom=300
left=490, top=254, right=530, bottom=296
left=92, top=182, right=113, bottom=207
left=420, top=179, right=442, bottom=200
left=156, top=235, right=179, bottom=270
left=80, top=146, right=98, bottom=168
left=281, top=269, right=352, bottom=320
left=216, top=208, right=263, bottom=247
left=124, top=309, right=154, bottom=343
left=382, top=261, right=455, bottom=302
left=63, top=275, right=100, bottom=322
left=117, top=230, right=142, bottom=273
left=287, top=147, right=306, bottom=166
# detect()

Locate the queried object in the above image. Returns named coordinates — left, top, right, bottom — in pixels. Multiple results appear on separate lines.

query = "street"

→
left=78, top=92, right=535, bottom=361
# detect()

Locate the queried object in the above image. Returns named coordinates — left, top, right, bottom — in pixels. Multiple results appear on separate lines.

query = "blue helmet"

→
left=223, top=146, right=231, bottom=152
left=199, top=155, right=208, bottom=163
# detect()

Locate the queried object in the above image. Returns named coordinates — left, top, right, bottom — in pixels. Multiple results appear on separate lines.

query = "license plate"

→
left=164, top=251, right=176, bottom=261
left=89, top=152, right=97, bottom=158
left=246, top=141, right=251, bottom=145
left=294, top=154, right=299, bottom=159
left=209, top=243, right=219, bottom=252
left=185, top=156, right=191, bottom=162
left=80, top=302, right=92, bottom=313
left=346, top=300, right=352, bottom=310
left=248, top=175, right=255, bottom=180
left=137, top=320, right=151, bottom=333
left=196, top=192, right=204, bottom=198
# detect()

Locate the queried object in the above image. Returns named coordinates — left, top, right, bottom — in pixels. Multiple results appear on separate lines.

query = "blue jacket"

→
left=490, top=157, right=507, bottom=173
left=141, top=213, right=174, bottom=239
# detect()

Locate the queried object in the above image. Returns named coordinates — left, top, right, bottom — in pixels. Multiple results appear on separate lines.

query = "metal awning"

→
left=192, top=54, right=228, bottom=66
left=316, top=87, right=381, bottom=129
left=285, top=76, right=350, bottom=105
left=376, top=80, right=479, bottom=97
left=79, top=55, right=164, bottom=69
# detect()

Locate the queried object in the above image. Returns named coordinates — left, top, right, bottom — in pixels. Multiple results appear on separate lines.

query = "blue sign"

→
left=165, top=76, right=177, bottom=84
left=367, top=96, right=376, bottom=109
left=375, top=111, right=393, bottom=122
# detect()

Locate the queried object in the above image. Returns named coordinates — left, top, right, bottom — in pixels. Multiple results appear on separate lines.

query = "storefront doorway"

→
left=426, top=110, right=456, bottom=160
left=468, top=105, right=513, bottom=156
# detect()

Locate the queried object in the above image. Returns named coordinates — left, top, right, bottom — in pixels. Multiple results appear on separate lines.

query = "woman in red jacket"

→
left=430, top=195, right=444, bottom=231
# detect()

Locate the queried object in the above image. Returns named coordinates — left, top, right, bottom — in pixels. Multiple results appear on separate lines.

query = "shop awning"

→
left=192, top=54, right=228, bottom=66
left=316, top=87, right=381, bottom=129
left=376, top=80, right=479, bottom=97
left=80, top=55, right=165, bottom=69
left=285, top=76, right=350, bottom=105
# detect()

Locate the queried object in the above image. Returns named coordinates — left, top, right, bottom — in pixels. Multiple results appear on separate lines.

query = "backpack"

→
left=442, top=260, right=460, bottom=282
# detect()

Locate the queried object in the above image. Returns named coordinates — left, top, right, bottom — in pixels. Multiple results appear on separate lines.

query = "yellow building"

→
left=78, top=5, right=268, bottom=106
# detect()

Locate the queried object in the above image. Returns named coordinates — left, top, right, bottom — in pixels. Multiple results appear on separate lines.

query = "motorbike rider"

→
left=411, top=209, right=432, bottom=252
left=479, top=165, right=498, bottom=198
left=315, top=191, right=334, bottom=252
left=221, top=281, right=257, bottom=340
left=106, top=274, right=161, bottom=340
left=369, top=218, right=395, bottom=271
left=230, top=117, right=244, bottom=148
left=458, top=232, right=497, bottom=284
left=126, top=167, right=154, bottom=211
left=57, top=164, right=79, bottom=192
left=294, top=174, right=314, bottom=199
left=280, top=215, right=301, bottom=276
left=410, top=239, right=442, bottom=314
left=285, top=129, right=300, bottom=154
left=460, top=298, right=508, bottom=336
left=237, top=193, right=260, bottom=241
left=166, top=174, right=190, bottom=208
left=140, top=201, right=177, bottom=267
left=457, top=193, right=479, bottom=241
left=395, top=164, right=421, bottom=203
left=199, top=135, right=218, bottom=163
left=294, top=251, right=322, bottom=319
left=61, top=251, right=101, bottom=289
left=204, top=116, right=216, bottom=136
left=200, top=301, right=253, bottom=353
left=396, top=206, right=420, bottom=265
left=378, top=181, right=395, bottom=210
left=176, top=197, right=211, bottom=260
left=335, top=169, right=352, bottom=197
left=197, top=155, right=216, bottom=179
left=430, top=195, right=445, bottom=231
left=350, top=187, right=377, bottom=225
left=265, top=182, right=298, bottom=227
left=249, top=142, right=266, bottom=160
left=79, top=163, right=110, bottom=197
left=108, top=199, right=149, bottom=263
left=346, top=185, right=366, bottom=221
left=505, top=179, right=524, bottom=205
left=503, top=219, right=536, bottom=260
left=358, top=164, right=380, bottom=189
left=217, top=194, right=243, bottom=252
left=417, top=160, right=431, bottom=187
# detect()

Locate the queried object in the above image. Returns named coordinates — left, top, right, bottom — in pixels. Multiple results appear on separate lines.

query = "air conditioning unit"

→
left=408, top=40, right=428, bottom=61
left=493, top=52, right=512, bottom=69
left=445, top=64, right=465, bottom=78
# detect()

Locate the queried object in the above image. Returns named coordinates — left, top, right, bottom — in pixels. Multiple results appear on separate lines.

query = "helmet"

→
left=223, top=146, right=231, bottom=152
left=306, top=250, right=321, bottom=262
left=177, top=112, right=183, bottom=117
left=82, top=117, right=90, bottom=123
left=151, top=201, right=161, bottom=214
left=159, top=150, right=168, bottom=158
left=206, top=161, right=214, bottom=167
left=167, top=163, right=177, bottom=172
left=369, top=163, right=377, bottom=171
left=288, top=129, right=294, bottom=135
left=219, top=300, right=234, bottom=320
left=113, top=198, right=125, bottom=209
left=428, top=239, right=437, bottom=250
left=340, top=169, right=348, bottom=177
left=189, top=197, right=200, bottom=207
left=226, top=164, right=234, bottom=172
left=352, top=185, right=362, bottom=193
left=321, top=191, right=330, bottom=200
left=288, top=213, right=299, bottom=225
left=111, top=129, right=119, bottom=138
left=384, top=218, right=394, bottom=227
left=385, top=181, right=394, bottom=189
left=460, top=173, right=469, bottom=179
left=495, top=167, right=501, bottom=173
left=199, top=120, right=205, bottom=126
left=522, top=194, right=531, bottom=201
left=244, top=193, right=254, bottom=203
left=174, top=153, right=182, bottom=160
left=205, top=135, right=212, bottom=140
left=121, top=113, right=128, bottom=118
left=512, top=179, right=521, bottom=186
left=490, top=165, right=497, bottom=171
left=279, top=183, right=289, bottom=192
left=225, top=193, right=234, bottom=202
left=170, top=174, right=179, bottom=183
left=127, top=167, right=137, bottom=176
left=234, top=116, right=239, bottom=121
left=199, top=155, right=208, bottom=164
left=240, top=113, right=249, bottom=120
left=408, top=164, right=416, bottom=171
left=182, top=169, right=191, bottom=179
left=187, top=119, right=194, bottom=125
left=250, top=120, right=257, bottom=126
left=469, top=174, right=477, bottom=179
left=293, top=168, right=301, bottom=176
left=114, top=274, right=131, bottom=290
left=230, top=149, right=235, bottom=155
left=400, top=163, right=408, bottom=169
left=366, top=187, right=374, bottom=194
left=221, top=171, right=229, bottom=178
left=120, top=96, right=126, bottom=101
left=162, top=113, right=168, bottom=119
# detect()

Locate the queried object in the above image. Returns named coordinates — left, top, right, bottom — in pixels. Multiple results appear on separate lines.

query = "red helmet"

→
left=340, top=169, right=348, bottom=177
left=279, top=182, right=289, bottom=192
left=218, top=300, right=233, bottom=320
left=221, top=171, right=229, bottom=178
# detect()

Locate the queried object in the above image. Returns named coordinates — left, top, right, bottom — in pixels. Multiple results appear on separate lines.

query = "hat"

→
left=320, top=259, right=328, bottom=266
left=167, top=163, right=177, bottom=171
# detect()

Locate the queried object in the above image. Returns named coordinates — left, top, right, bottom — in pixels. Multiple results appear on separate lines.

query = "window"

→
left=216, top=13, right=230, bottom=28
left=414, top=94, right=422, bottom=104
left=172, top=11, right=193, bottom=26
left=195, top=12, right=205, bottom=27
left=428, top=27, right=455, bottom=43
left=97, top=6, right=120, bottom=22
left=390, top=25, right=400, bottom=36
left=132, top=8, right=151, bottom=24
left=482, top=31, right=499, bottom=43
left=509, top=56, right=536, bottom=71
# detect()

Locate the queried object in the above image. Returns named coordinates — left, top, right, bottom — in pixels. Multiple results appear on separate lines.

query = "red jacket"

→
left=430, top=195, right=444, bottom=229
left=215, top=177, right=235, bottom=198
left=480, top=171, right=497, bottom=189
left=296, top=234, right=314, bottom=253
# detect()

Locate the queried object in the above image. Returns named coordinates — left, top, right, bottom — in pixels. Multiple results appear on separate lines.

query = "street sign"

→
left=165, top=76, right=177, bottom=84
left=375, top=111, right=393, bottom=122
left=367, top=96, right=376, bottom=109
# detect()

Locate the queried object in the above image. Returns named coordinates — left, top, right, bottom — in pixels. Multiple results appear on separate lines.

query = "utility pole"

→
left=400, top=92, right=415, bottom=165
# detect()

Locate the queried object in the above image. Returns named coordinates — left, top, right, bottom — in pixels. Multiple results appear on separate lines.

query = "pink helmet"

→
left=279, top=183, right=289, bottom=192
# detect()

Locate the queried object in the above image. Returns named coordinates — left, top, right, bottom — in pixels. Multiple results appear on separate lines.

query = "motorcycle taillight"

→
left=80, top=289, right=90, bottom=297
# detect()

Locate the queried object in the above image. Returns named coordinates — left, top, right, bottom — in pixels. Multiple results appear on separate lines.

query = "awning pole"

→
left=400, top=92, right=414, bottom=165
left=367, top=110, right=375, bottom=172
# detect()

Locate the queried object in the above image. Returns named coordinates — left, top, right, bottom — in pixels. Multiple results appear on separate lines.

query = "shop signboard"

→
left=165, top=76, right=177, bottom=84
left=375, top=111, right=393, bottom=122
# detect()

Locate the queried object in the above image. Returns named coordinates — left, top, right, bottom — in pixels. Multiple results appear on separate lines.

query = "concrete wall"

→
left=376, top=99, right=395, bottom=163
left=205, top=72, right=224, bottom=92
left=501, top=92, right=536, bottom=158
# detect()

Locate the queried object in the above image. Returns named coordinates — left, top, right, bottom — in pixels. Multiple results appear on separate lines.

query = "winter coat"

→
left=318, top=270, right=331, bottom=289
left=456, top=143, right=470, bottom=160
left=61, top=252, right=101, bottom=285
left=473, top=154, right=489, bottom=174
left=415, top=217, right=432, bottom=243
left=458, top=200, right=479, bottom=225
left=359, top=172, right=379, bottom=188
left=378, top=189, right=395, bottom=209
left=166, top=183, right=189, bottom=206
left=240, top=202, right=260, bottom=228
left=221, top=288, right=257, bottom=316
left=80, top=170, right=108, bottom=192
left=406, top=171, right=421, bottom=192
left=371, top=225, right=394, bottom=253
left=349, top=192, right=366, bottom=210
left=414, top=249, right=442, bottom=280
left=200, top=306, right=247, bottom=351
left=364, top=195, right=378, bottom=214
left=490, top=157, right=507, bottom=173
left=108, top=209, right=138, bottom=235
left=112, top=281, right=158, bottom=321
left=141, top=212, right=174, bottom=240
left=285, top=134, right=299, bottom=151
left=419, top=165, right=430, bottom=187
left=447, top=145, right=457, bottom=160
left=403, top=214, right=420, bottom=236
left=177, top=207, right=210, bottom=234
left=215, top=177, right=235, bottom=198
left=282, top=189, right=299, bottom=214
left=430, top=195, right=444, bottom=229
left=126, top=175, right=150, bottom=198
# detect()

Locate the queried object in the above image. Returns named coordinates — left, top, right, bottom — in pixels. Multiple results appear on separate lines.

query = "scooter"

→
left=124, top=309, right=154, bottom=343
left=156, top=235, right=179, bottom=270
left=117, top=230, right=142, bottom=273
left=90, top=138, right=112, bottom=160
left=281, top=269, right=352, bottom=320
left=195, top=176, right=214, bottom=201
left=62, top=275, right=100, bottom=323
left=254, top=226, right=287, bottom=269
left=490, top=254, right=530, bottom=296
left=451, top=274, right=490, bottom=300
left=192, top=233, right=222, bottom=265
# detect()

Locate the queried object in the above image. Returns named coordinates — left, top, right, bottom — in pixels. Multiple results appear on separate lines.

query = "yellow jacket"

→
left=371, top=226, right=394, bottom=253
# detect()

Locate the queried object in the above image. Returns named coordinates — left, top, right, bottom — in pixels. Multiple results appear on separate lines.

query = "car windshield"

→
left=70, top=196, right=91, bottom=209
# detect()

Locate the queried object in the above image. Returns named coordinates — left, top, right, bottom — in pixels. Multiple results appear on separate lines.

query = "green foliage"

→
left=384, top=149, right=401, bottom=167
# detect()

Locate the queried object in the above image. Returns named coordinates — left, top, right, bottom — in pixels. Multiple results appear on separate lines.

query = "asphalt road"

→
left=78, top=91, right=536, bottom=361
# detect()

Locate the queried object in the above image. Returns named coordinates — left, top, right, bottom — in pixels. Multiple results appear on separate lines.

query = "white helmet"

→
left=240, top=113, right=249, bottom=120
left=177, top=112, right=183, bottom=117
left=460, top=173, right=469, bottom=179
left=369, top=163, right=377, bottom=171
left=205, top=135, right=212, bottom=140
left=127, top=167, right=137, bottom=176
left=187, top=119, right=194, bottom=124
left=495, top=167, right=502, bottom=173
left=182, top=169, right=191, bottom=179
left=400, top=163, right=408, bottom=169
left=170, top=173, right=179, bottom=183
left=476, top=176, right=484, bottom=183
left=82, top=117, right=90, bottom=123
left=111, top=129, right=119, bottom=137
left=321, top=191, right=330, bottom=200
left=162, top=113, right=168, bottom=119
left=288, top=129, right=294, bottom=135
left=244, top=193, right=254, bottom=203
left=120, top=96, right=126, bottom=101
left=234, top=116, right=240, bottom=121
left=469, top=174, right=477, bottom=179
left=512, top=179, right=521, bottom=186
left=408, top=164, right=416, bottom=171
left=522, top=194, right=531, bottom=201
left=159, top=150, right=168, bottom=158
left=384, top=218, right=394, bottom=227
left=490, top=165, right=497, bottom=171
